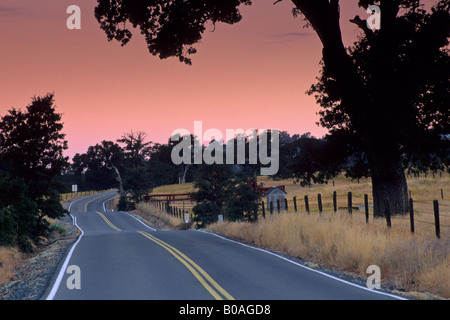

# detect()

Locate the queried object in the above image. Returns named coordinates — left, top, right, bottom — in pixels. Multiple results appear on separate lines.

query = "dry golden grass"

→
left=260, top=173, right=450, bottom=238
left=136, top=202, right=188, bottom=229
left=151, top=183, right=195, bottom=195
left=0, top=246, right=23, bottom=287
left=208, top=210, right=450, bottom=298
left=261, top=172, right=449, bottom=204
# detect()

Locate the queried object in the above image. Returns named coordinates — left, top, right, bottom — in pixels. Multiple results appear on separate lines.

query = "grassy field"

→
left=257, top=174, right=450, bottom=239
left=150, top=172, right=449, bottom=201
left=150, top=173, right=450, bottom=238
left=0, top=247, right=23, bottom=287
left=60, top=189, right=111, bottom=202
left=147, top=173, right=450, bottom=299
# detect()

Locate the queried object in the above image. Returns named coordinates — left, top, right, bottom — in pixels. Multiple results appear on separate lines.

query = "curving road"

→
left=45, top=191, right=404, bottom=300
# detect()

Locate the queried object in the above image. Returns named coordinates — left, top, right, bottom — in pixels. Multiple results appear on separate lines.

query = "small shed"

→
left=265, top=186, right=287, bottom=212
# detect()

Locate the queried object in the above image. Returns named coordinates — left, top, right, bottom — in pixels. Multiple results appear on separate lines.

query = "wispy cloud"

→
left=268, top=32, right=312, bottom=39
left=0, top=6, right=28, bottom=17
left=261, top=32, right=313, bottom=45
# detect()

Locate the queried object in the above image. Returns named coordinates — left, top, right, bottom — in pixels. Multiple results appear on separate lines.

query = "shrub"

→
left=116, top=194, right=130, bottom=211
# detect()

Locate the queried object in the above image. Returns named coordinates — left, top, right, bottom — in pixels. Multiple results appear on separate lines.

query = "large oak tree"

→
left=94, top=0, right=449, bottom=216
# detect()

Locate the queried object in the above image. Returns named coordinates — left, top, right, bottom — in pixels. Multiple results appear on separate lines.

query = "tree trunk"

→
left=370, top=159, right=409, bottom=217
left=179, top=164, right=191, bottom=184
left=291, top=1, right=410, bottom=217
left=108, top=164, right=124, bottom=194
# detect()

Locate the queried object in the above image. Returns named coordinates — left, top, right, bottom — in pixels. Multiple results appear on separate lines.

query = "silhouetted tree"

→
left=306, top=0, right=450, bottom=216
left=192, top=162, right=261, bottom=227
left=72, top=132, right=154, bottom=207
left=94, top=0, right=251, bottom=65
left=71, top=141, right=123, bottom=192
left=118, top=131, right=153, bottom=204
left=147, top=142, right=179, bottom=186
left=192, top=164, right=235, bottom=228
left=225, top=183, right=260, bottom=222
left=94, top=0, right=450, bottom=216
left=0, top=94, right=69, bottom=251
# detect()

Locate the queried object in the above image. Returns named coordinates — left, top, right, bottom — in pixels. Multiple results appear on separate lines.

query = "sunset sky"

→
left=1, top=0, right=375, bottom=160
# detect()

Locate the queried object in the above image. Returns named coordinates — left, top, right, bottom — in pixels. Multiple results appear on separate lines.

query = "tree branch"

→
left=350, top=15, right=375, bottom=40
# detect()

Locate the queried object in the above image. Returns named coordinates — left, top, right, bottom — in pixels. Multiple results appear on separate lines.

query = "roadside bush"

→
left=192, top=164, right=261, bottom=228
left=116, top=194, right=130, bottom=211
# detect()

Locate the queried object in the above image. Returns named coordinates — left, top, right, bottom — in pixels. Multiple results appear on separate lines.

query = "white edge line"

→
left=102, top=196, right=117, bottom=212
left=45, top=198, right=85, bottom=300
left=120, top=211, right=157, bottom=231
left=196, top=229, right=407, bottom=300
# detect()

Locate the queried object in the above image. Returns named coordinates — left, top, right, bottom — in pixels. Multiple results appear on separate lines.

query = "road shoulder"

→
left=0, top=214, right=79, bottom=300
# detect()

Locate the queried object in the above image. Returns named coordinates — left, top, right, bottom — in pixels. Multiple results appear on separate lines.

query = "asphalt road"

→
left=45, top=191, right=404, bottom=300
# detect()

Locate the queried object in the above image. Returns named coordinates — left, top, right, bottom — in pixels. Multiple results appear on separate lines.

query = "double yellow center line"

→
left=138, top=231, right=235, bottom=301
left=85, top=196, right=101, bottom=212
left=96, top=211, right=122, bottom=232
left=93, top=210, right=233, bottom=300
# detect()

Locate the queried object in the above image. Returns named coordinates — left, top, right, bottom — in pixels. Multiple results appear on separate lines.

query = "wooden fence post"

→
left=317, top=194, right=323, bottom=214
left=348, top=192, right=352, bottom=214
left=277, top=199, right=281, bottom=213
left=261, top=201, right=265, bottom=219
left=293, top=196, right=297, bottom=212
left=270, top=201, right=273, bottom=215
left=333, top=191, right=337, bottom=213
left=433, top=200, right=440, bottom=239
left=409, top=198, right=415, bottom=234
left=304, top=195, right=310, bottom=214
left=284, top=198, right=288, bottom=212
left=364, top=194, right=369, bottom=223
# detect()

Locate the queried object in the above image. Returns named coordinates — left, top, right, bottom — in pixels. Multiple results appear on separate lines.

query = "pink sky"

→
left=0, top=0, right=373, bottom=160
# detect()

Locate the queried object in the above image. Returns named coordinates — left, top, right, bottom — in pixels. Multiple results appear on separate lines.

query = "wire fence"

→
left=259, top=192, right=449, bottom=239
left=147, top=191, right=449, bottom=240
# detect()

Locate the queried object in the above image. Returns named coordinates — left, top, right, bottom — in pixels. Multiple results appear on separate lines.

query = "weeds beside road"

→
left=208, top=211, right=449, bottom=299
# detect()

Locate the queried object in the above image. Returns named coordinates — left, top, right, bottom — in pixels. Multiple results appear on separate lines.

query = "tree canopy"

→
left=95, top=0, right=252, bottom=65
left=0, top=94, right=69, bottom=251
left=93, top=0, right=450, bottom=217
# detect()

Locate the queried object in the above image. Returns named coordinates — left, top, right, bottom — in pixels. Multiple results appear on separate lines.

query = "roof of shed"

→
left=264, top=186, right=287, bottom=195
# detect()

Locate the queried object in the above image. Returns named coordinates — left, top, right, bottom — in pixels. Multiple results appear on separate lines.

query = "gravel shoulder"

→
left=0, top=211, right=79, bottom=300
